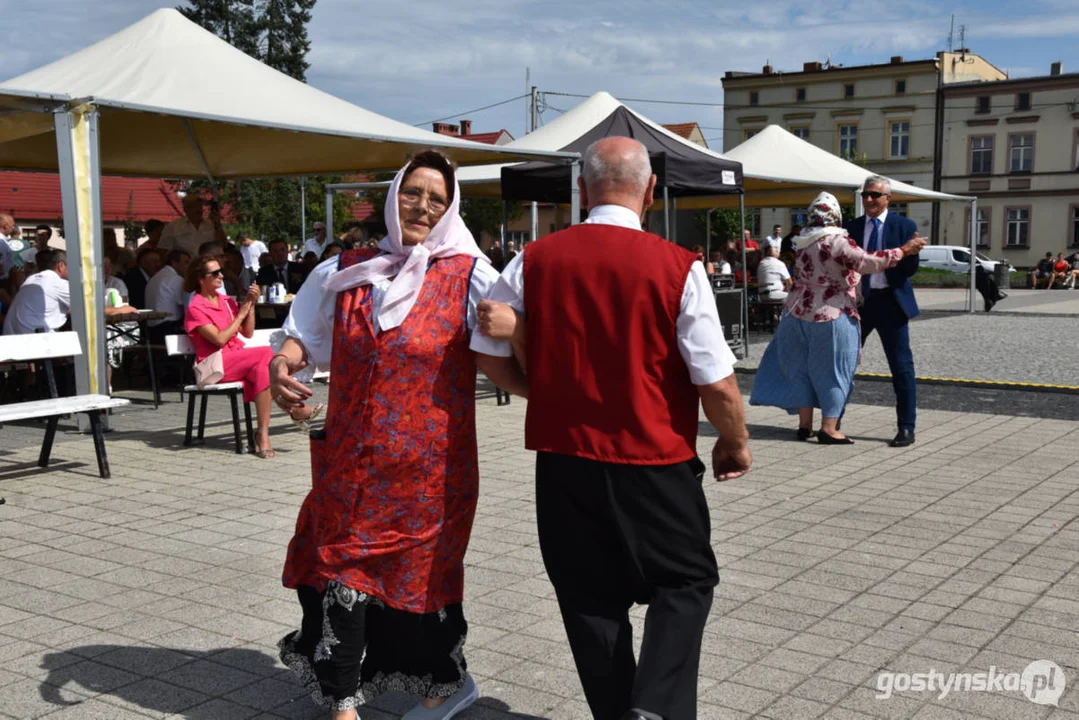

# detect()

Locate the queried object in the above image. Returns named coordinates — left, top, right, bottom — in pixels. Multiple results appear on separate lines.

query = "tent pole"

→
left=300, top=177, right=306, bottom=242
left=969, top=199, right=978, bottom=313
left=570, top=161, right=582, bottom=225
left=740, top=193, right=749, bottom=358
left=55, top=105, right=107, bottom=430
left=325, top=189, right=334, bottom=242
left=663, top=186, right=670, bottom=239
left=671, top=197, right=678, bottom=244
left=502, top=201, right=509, bottom=253
left=530, top=201, right=539, bottom=243
left=181, top=119, right=219, bottom=197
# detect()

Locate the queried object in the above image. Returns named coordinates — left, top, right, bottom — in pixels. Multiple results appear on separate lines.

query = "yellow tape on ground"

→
left=854, top=372, right=1079, bottom=391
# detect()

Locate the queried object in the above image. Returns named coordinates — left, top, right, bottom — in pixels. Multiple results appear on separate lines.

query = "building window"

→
left=789, top=208, right=807, bottom=228
left=844, top=84, right=855, bottom=99
left=1074, top=129, right=1079, bottom=170
left=967, top=208, right=990, bottom=248
left=1016, top=92, right=1032, bottom=111
left=796, top=87, right=806, bottom=103
left=889, top=121, right=910, bottom=159
left=891, top=203, right=908, bottom=218
left=744, top=129, right=760, bottom=141
left=1071, top=206, right=1079, bottom=247
left=750, top=208, right=761, bottom=237
left=895, top=79, right=906, bottom=95
left=838, top=124, right=858, bottom=159
left=1009, top=134, right=1034, bottom=172
left=789, top=126, right=810, bottom=140
left=1005, top=207, right=1030, bottom=247
left=976, top=96, right=991, bottom=114
left=970, top=136, right=993, bottom=175
left=749, top=91, right=759, bottom=106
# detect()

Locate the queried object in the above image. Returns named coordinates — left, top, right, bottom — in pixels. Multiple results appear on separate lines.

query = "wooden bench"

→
left=0, top=332, right=130, bottom=478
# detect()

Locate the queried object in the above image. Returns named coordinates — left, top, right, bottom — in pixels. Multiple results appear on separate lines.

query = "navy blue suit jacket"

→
left=845, top=213, right=920, bottom=319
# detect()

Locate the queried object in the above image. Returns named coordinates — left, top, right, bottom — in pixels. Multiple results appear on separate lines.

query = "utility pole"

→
left=530, top=85, right=539, bottom=243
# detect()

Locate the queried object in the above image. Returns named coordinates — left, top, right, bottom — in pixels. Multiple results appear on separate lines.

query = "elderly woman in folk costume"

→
left=749, top=192, right=925, bottom=444
left=270, top=150, right=525, bottom=720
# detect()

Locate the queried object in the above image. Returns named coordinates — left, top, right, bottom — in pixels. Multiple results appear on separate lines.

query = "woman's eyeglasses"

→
left=399, top=187, right=448, bottom=215
left=203, top=269, right=224, bottom=278
left=860, top=191, right=888, bottom=200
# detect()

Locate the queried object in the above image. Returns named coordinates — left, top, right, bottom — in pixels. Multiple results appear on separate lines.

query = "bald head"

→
left=579, top=137, right=656, bottom=218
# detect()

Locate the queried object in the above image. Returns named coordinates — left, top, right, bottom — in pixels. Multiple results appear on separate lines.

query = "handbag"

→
left=192, top=300, right=233, bottom=388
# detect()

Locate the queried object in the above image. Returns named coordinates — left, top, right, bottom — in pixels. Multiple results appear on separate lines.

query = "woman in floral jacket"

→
left=750, top=192, right=925, bottom=444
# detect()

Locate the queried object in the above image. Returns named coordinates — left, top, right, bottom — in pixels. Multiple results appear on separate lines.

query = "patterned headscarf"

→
left=795, top=191, right=848, bottom=250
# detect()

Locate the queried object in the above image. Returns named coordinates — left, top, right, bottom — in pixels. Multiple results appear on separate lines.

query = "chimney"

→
left=762, top=64, right=773, bottom=75
left=890, top=55, right=904, bottom=65
left=459, top=119, right=472, bottom=135
left=432, top=122, right=454, bottom=135
left=803, top=61, right=822, bottom=72
left=1051, top=61, right=1063, bottom=76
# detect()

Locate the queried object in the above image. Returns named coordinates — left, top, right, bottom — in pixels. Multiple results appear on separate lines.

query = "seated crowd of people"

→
left=1028, top=250, right=1079, bottom=289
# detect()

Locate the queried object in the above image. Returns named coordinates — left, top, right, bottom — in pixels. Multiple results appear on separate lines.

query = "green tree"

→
left=695, top=208, right=751, bottom=250
left=460, top=199, right=524, bottom=245
left=261, top=0, right=316, bottom=81
left=178, top=0, right=260, bottom=57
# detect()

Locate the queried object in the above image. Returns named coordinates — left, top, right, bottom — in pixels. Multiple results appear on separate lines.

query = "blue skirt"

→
left=749, top=313, right=860, bottom=418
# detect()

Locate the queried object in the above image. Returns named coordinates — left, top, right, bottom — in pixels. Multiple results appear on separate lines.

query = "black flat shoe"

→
left=818, top=432, right=854, bottom=445
left=890, top=428, right=916, bottom=447
left=797, top=427, right=815, bottom=441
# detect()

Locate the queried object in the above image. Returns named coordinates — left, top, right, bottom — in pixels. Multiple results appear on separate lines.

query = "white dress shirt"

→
left=763, top=234, right=783, bottom=252
left=862, top=209, right=889, bottom=289
left=0, top=235, right=13, bottom=280
left=756, top=256, right=790, bottom=300
left=302, top=236, right=329, bottom=260
left=3, top=269, right=70, bottom=334
left=105, top=275, right=129, bottom=300
left=282, top=255, right=503, bottom=371
left=469, top=204, right=737, bottom=385
left=146, top=265, right=185, bottom=327
left=241, top=240, right=269, bottom=271
left=159, top=217, right=218, bottom=258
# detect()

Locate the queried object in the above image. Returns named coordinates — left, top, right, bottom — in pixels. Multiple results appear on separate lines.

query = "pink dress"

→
left=184, top=294, right=272, bottom=402
left=785, top=233, right=904, bottom=323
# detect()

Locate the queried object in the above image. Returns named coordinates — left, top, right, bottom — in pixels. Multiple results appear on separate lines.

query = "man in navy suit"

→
left=845, top=176, right=925, bottom=447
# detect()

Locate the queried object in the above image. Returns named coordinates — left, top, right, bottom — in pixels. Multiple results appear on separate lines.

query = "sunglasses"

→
left=202, top=269, right=223, bottom=278
left=861, top=191, right=889, bottom=200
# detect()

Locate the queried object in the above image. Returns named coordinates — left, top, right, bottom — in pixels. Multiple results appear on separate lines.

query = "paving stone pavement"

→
left=0, top=381, right=1077, bottom=719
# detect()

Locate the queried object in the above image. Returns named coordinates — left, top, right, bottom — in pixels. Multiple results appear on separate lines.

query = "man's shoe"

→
left=621, top=711, right=664, bottom=720
left=402, top=675, right=478, bottom=720
left=890, top=428, right=915, bottom=447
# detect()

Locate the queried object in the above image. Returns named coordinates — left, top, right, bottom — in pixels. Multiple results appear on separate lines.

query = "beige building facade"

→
left=721, top=52, right=1006, bottom=238
left=938, top=65, right=1079, bottom=267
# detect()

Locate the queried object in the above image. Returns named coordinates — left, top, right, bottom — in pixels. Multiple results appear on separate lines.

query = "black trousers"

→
left=536, top=452, right=718, bottom=720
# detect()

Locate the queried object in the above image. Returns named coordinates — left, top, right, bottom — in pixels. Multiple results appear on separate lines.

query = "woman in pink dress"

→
left=183, top=254, right=275, bottom=457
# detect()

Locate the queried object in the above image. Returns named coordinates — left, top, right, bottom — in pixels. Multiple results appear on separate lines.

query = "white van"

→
left=919, top=246, right=1010, bottom=274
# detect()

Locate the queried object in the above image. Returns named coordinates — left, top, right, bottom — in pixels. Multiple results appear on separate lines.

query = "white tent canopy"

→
left=673, top=124, right=970, bottom=209
left=0, top=8, right=574, bottom=177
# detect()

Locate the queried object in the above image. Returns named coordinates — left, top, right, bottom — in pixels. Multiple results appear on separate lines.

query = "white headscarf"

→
left=794, top=191, right=848, bottom=251
left=324, top=157, right=487, bottom=331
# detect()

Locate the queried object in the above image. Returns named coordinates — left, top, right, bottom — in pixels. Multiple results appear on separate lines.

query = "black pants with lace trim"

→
left=278, top=582, right=469, bottom=712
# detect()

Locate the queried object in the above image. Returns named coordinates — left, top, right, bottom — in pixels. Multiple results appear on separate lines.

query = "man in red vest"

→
left=472, top=137, right=751, bottom=720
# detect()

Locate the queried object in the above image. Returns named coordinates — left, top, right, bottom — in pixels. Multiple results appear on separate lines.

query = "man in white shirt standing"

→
left=238, top=232, right=269, bottom=273
left=0, top=213, right=16, bottom=281
left=145, top=249, right=191, bottom=343
left=301, top=222, right=329, bottom=260
left=159, top=194, right=226, bottom=258
left=3, top=250, right=70, bottom=334
left=763, top=224, right=783, bottom=253
left=472, top=137, right=751, bottom=720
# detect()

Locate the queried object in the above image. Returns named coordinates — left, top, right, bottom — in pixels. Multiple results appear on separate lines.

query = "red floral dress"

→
left=785, top=232, right=904, bottom=323
left=283, top=249, right=479, bottom=614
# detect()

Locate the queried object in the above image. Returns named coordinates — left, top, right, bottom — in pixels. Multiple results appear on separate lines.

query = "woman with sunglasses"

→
left=182, top=255, right=274, bottom=457
left=270, top=150, right=517, bottom=720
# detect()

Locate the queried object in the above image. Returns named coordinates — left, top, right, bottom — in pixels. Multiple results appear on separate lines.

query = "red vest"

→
left=524, top=223, right=700, bottom=465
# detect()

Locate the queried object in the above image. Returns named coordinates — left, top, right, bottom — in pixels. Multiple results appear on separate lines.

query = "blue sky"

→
left=2, top=0, right=1077, bottom=148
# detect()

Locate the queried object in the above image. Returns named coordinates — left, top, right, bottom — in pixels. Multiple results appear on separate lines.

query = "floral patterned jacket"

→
left=785, top=232, right=904, bottom=322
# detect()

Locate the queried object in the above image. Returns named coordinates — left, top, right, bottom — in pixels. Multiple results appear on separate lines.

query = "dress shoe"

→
left=797, top=427, right=815, bottom=441
left=621, top=711, right=664, bottom=720
left=818, top=432, right=854, bottom=445
left=890, top=428, right=916, bottom=447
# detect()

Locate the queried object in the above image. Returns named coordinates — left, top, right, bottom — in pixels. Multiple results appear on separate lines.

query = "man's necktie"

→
left=278, top=268, right=286, bottom=284
left=869, top=217, right=882, bottom=252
